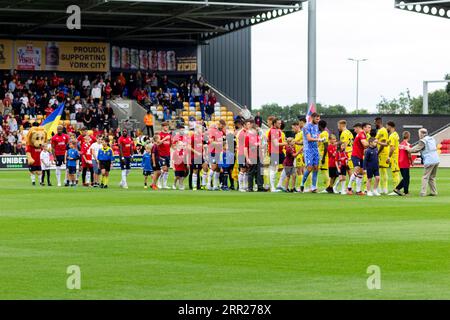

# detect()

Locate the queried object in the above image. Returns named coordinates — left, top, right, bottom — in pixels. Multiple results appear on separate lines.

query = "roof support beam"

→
left=395, top=0, right=450, bottom=6
left=109, top=0, right=301, bottom=9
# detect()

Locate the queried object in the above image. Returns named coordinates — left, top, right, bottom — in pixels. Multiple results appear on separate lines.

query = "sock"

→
left=348, top=173, right=356, bottom=190
left=201, top=171, right=207, bottom=186
left=121, top=170, right=126, bottom=185
left=312, top=170, right=318, bottom=190
left=296, top=174, right=303, bottom=188
left=356, top=175, right=363, bottom=192
left=64, top=169, right=68, bottom=183
left=243, top=173, right=248, bottom=190
left=31, top=174, right=36, bottom=183
left=277, top=170, right=287, bottom=188
left=341, top=180, right=346, bottom=193
left=392, top=171, right=400, bottom=188
left=333, top=178, right=340, bottom=189
left=104, top=176, right=109, bottom=186
left=301, top=170, right=311, bottom=187
left=56, top=167, right=61, bottom=185
left=380, top=168, right=388, bottom=192
left=192, top=173, right=198, bottom=189
left=163, top=171, right=169, bottom=188
left=269, top=167, right=276, bottom=190
left=321, top=170, right=330, bottom=188
left=238, top=172, right=244, bottom=189
left=207, top=170, right=214, bottom=188
left=214, top=172, right=220, bottom=188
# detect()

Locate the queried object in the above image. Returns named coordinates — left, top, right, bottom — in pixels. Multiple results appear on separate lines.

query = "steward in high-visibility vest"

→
left=144, top=112, right=154, bottom=137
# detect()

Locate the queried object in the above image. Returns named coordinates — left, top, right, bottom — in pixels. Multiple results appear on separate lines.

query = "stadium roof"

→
left=396, top=0, right=450, bottom=19
left=0, top=0, right=303, bottom=44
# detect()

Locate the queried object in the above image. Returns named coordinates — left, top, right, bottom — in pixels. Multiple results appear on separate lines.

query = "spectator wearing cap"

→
left=407, top=128, right=440, bottom=196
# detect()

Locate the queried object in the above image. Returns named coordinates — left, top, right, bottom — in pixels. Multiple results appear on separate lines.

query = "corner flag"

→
left=306, top=103, right=316, bottom=123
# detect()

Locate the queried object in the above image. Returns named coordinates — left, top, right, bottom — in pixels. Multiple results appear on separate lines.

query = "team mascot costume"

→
left=26, top=126, right=47, bottom=185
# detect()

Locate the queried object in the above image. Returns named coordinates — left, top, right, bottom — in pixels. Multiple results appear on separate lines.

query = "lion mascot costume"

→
left=25, top=126, right=47, bottom=185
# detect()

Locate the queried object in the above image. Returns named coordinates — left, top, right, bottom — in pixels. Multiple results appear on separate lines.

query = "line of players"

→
left=33, top=113, right=407, bottom=195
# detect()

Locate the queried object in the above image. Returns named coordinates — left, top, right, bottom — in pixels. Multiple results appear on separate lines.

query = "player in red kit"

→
left=348, top=123, right=370, bottom=195
left=118, top=129, right=134, bottom=189
left=157, top=122, right=172, bottom=189
left=51, top=125, right=70, bottom=186
left=80, top=135, right=94, bottom=187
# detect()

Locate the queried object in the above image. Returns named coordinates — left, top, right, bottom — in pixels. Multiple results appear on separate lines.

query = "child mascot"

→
left=25, top=126, right=47, bottom=185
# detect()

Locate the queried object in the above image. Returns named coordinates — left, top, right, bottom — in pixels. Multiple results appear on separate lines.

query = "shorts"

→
left=238, top=155, right=246, bottom=168
left=158, top=155, right=170, bottom=168
left=208, top=152, right=220, bottom=165
left=270, top=152, right=285, bottom=166
left=319, top=157, right=329, bottom=170
left=55, top=155, right=65, bottom=166
left=99, top=160, right=111, bottom=172
left=283, top=166, right=295, bottom=176
left=328, top=167, right=338, bottom=178
left=304, top=151, right=319, bottom=167
left=92, top=160, right=100, bottom=174
left=29, top=165, right=41, bottom=172
left=120, top=156, right=131, bottom=170
left=143, top=170, right=154, bottom=176
left=378, top=155, right=389, bottom=168
left=347, top=152, right=354, bottom=169
left=351, top=156, right=364, bottom=168
left=338, top=166, right=347, bottom=176
left=390, top=158, right=400, bottom=172
left=295, top=155, right=305, bottom=168
left=67, top=166, right=77, bottom=175
left=366, top=167, right=380, bottom=179
left=175, top=170, right=188, bottom=177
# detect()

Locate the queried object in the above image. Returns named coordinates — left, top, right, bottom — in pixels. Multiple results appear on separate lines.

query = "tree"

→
left=410, top=89, right=450, bottom=114
left=376, top=90, right=412, bottom=114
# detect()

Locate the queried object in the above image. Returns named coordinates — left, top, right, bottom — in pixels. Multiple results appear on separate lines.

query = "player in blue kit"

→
left=301, top=113, right=324, bottom=193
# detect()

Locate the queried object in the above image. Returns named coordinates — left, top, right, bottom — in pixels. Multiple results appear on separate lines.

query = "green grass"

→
left=0, top=168, right=449, bottom=300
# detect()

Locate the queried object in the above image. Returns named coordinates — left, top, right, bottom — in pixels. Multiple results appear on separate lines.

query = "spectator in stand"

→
left=109, top=114, right=119, bottom=132
left=192, top=83, right=201, bottom=103
left=82, top=75, right=91, bottom=98
left=91, top=84, right=102, bottom=105
left=150, top=73, right=158, bottom=92
left=51, top=72, right=60, bottom=89
left=116, top=72, right=126, bottom=96
left=161, top=75, right=169, bottom=92
left=83, top=109, right=93, bottom=129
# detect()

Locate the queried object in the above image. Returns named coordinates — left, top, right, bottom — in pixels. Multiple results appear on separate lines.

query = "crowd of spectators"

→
left=0, top=69, right=224, bottom=155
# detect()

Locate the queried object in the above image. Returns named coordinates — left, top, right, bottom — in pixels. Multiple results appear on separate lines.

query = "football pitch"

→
left=0, top=168, right=449, bottom=300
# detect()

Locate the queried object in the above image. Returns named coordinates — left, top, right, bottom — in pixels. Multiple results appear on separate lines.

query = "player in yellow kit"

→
left=338, top=120, right=354, bottom=174
left=386, top=121, right=400, bottom=193
left=374, top=117, right=390, bottom=194
left=292, top=118, right=306, bottom=191
left=318, top=120, right=330, bottom=190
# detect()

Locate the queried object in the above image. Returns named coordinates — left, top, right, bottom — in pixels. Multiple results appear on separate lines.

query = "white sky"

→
left=251, top=0, right=450, bottom=112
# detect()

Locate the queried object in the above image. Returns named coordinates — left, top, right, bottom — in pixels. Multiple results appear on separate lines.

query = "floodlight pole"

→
left=422, top=80, right=450, bottom=114
left=348, top=58, right=367, bottom=113
left=307, top=0, right=316, bottom=108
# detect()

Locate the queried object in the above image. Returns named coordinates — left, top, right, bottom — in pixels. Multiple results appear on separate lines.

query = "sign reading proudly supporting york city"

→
left=111, top=44, right=197, bottom=74
left=13, top=40, right=110, bottom=72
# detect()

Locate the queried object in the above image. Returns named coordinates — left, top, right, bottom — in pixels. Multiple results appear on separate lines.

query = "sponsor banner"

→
left=0, top=155, right=28, bottom=169
left=111, top=45, right=197, bottom=74
left=0, top=39, right=13, bottom=70
left=0, top=155, right=143, bottom=170
left=14, top=40, right=109, bottom=72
